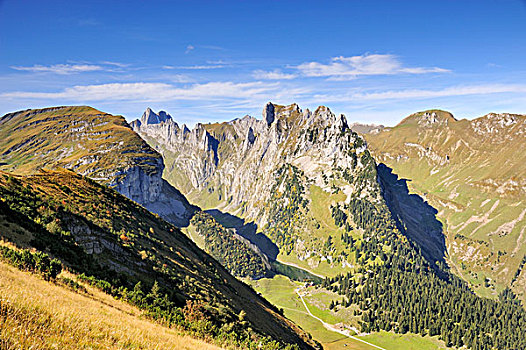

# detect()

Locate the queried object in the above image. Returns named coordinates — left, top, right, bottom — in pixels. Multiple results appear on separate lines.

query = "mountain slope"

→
left=133, top=104, right=526, bottom=350
left=0, top=106, right=195, bottom=227
left=132, top=103, right=391, bottom=276
left=0, top=261, right=222, bottom=350
left=364, top=110, right=526, bottom=301
left=0, top=169, right=318, bottom=349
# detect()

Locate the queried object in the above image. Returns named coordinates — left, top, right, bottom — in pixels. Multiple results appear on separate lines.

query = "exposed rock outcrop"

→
left=132, top=103, right=381, bottom=262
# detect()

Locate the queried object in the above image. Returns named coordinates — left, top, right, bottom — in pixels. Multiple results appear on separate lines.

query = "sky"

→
left=1, top=0, right=526, bottom=126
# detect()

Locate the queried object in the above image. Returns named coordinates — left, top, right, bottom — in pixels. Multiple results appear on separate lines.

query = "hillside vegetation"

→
left=364, top=110, right=526, bottom=301
left=0, top=260, right=222, bottom=350
left=0, top=170, right=317, bottom=350
left=190, top=211, right=270, bottom=278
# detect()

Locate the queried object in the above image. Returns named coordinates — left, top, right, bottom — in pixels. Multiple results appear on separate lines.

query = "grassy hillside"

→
left=364, top=110, right=526, bottom=301
left=0, top=170, right=318, bottom=350
left=0, top=260, right=222, bottom=350
left=0, top=106, right=162, bottom=180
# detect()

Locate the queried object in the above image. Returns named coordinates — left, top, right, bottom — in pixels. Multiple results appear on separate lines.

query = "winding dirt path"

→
left=295, top=287, right=386, bottom=350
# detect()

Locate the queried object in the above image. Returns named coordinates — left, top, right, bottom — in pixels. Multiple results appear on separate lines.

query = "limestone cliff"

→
left=132, top=103, right=387, bottom=271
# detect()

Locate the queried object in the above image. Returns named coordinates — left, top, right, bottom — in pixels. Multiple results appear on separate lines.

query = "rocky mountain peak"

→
left=140, top=107, right=173, bottom=125
left=132, top=101, right=377, bottom=225
left=263, top=102, right=275, bottom=126
left=308, top=105, right=348, bottom=131
left=471, top=112, right=525, bottom=136
left=481, top=113, right=520, bottom=127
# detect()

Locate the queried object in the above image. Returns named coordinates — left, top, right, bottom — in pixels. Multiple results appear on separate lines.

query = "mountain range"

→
left=0, top=103, right=525, bottom=350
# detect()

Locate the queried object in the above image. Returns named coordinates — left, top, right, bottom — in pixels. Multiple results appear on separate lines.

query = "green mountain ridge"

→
left=364, top=109, right=526, bottom=302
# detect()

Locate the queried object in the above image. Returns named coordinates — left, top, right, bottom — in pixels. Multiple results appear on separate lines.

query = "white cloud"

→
left=296, top=54, right=449, bottom=79
left=173, top=64, right=226, bottom=70
left=353, top=84, right=526, bottom=100
left=185, top=45, right=195, bottom=54
left=163, top=74, right=194, bottom=83
left=10, top=62, right=130, bottom=74
left=100, top=61, right=130, bottom=68
left=311, top=84, right=526, bottom=103
left=10, top=64, right=104, bottom=75
left=252, top=69, right=297, bottom=80
left=399, top=67, right=450, bottom=74
left=1, top=81, right=281, bottom=102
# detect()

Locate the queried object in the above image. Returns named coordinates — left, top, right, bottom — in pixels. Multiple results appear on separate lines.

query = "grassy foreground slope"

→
left=0, top=261, right=221, bottom=350
left=364, top=110, right=526, bottom=301
left=0, top=170, right=317, bottom=350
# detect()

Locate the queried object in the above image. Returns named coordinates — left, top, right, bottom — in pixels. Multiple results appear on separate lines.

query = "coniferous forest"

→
left=321, top=158, right=526, bottom=349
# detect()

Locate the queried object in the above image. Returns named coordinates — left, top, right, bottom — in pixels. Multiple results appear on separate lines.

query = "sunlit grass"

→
left=0, top=262, right=222, bottom=350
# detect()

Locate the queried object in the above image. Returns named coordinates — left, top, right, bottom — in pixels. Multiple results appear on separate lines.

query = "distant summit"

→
left=133, top=107, right=173, bottom=127
left=400, top=109, right=457, bottom=127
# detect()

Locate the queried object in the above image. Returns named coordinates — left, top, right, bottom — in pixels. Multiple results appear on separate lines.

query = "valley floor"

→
left=0, top=262, right=222, bottom=350
left=249, top=275, right=450, bottom=350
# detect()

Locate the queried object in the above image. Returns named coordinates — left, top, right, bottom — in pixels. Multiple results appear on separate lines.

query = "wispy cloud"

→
left=162, top=74, right=194, bottom=83
left=10, top=61, right=131, bottom=74
left=312, top=84, right=526, bottom=102
left=252, top=69, right=297, bottom=80
left=163, top=64, right=225, bottom=70
left=354, top=84, right=526, bottom=100
left=185, top=45, right=195, bottom=54
left=100, top=61, right=130, bottom=68
left=10, top=64, right=104, bottom=75
left=1, top=81, right=281, bottom=102
left=296, top=54, right=449, bottom=80
left=199, top=45, right=226, bottom=51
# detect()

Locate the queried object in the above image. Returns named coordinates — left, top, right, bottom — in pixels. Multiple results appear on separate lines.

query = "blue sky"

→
left=1, top=0, right=526, bottom=126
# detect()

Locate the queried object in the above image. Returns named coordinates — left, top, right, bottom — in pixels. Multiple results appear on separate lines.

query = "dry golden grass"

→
left=0, top=262, right=223, bottom=350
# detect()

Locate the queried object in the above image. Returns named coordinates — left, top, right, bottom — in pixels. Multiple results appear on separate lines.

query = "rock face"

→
left=133, top=103, right=379, bottom=218
left=113, top=158, right=194, bottom=227
left=132, top=103, right=384, bottom=266
left=0, top=106, right=196, bottom=227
